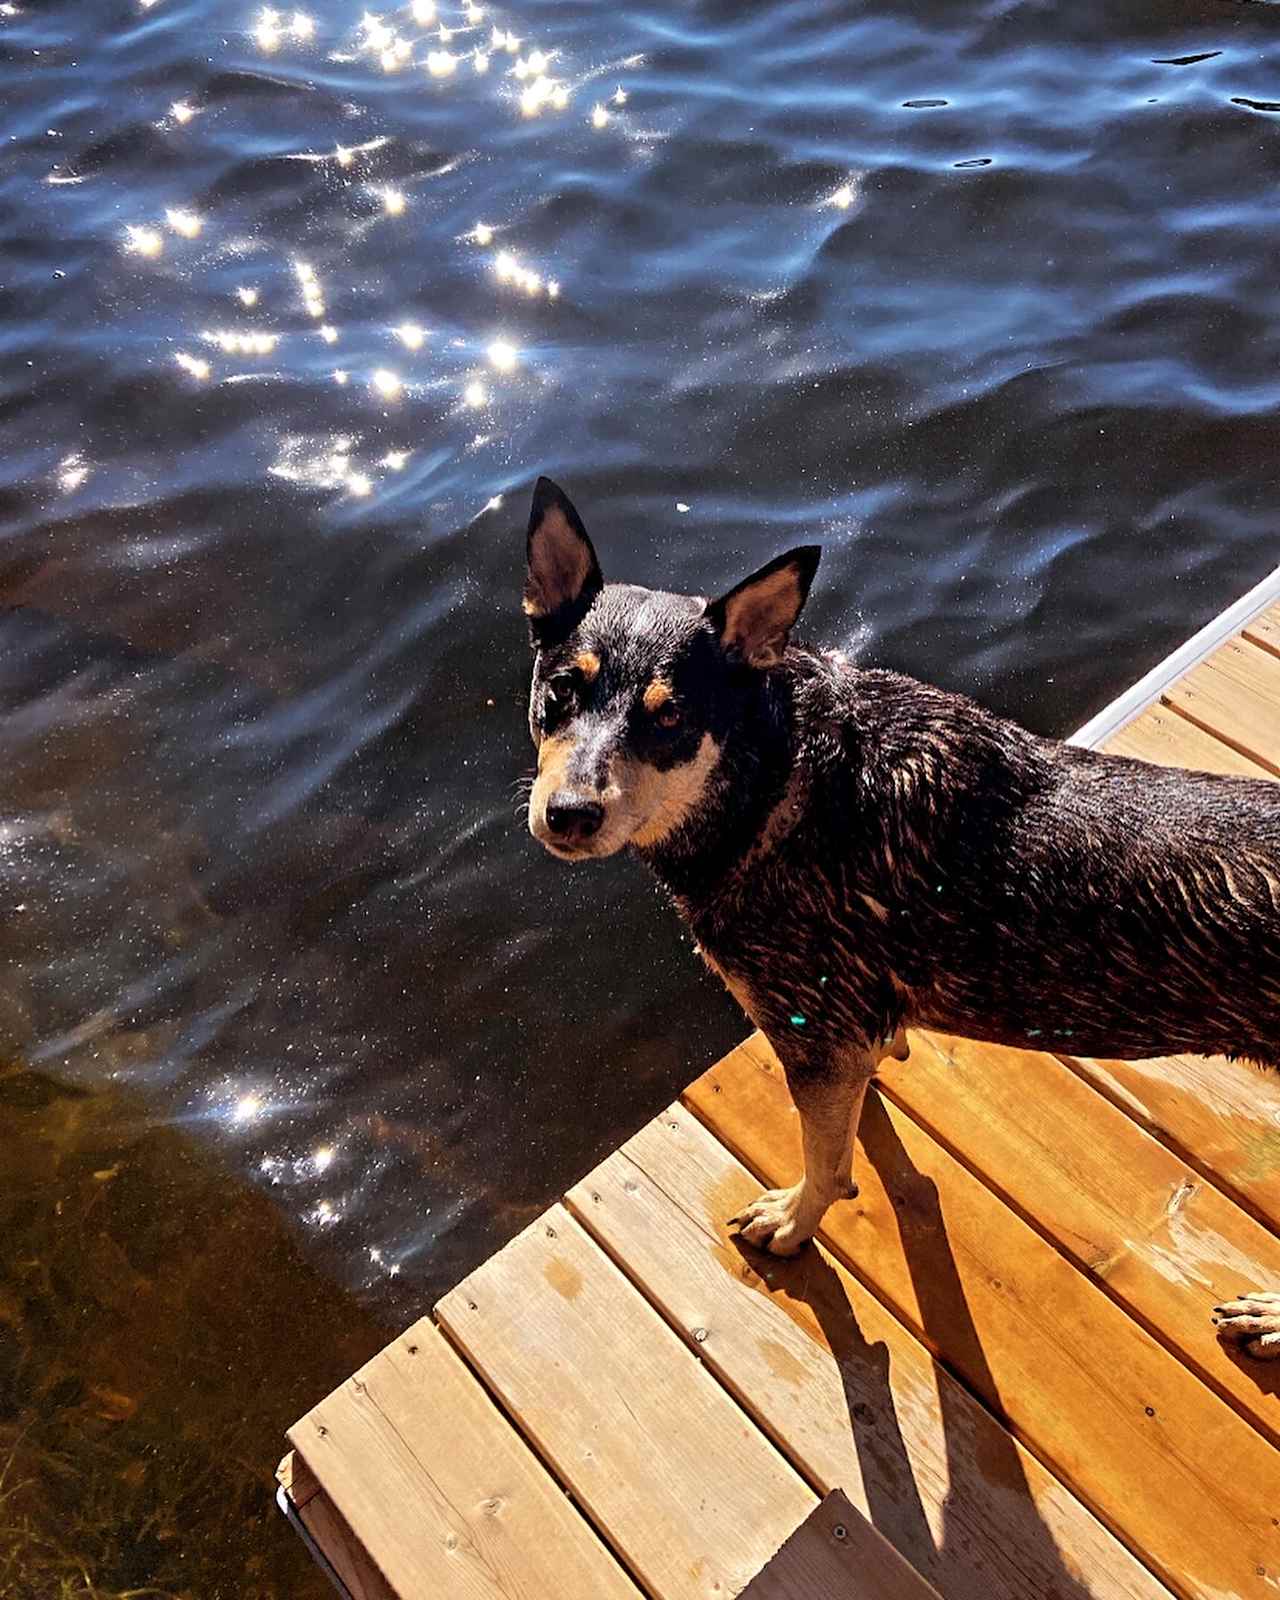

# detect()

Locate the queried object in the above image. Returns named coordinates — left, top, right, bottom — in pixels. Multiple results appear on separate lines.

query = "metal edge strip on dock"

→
left=1070, top=559, right=1280, bottom=748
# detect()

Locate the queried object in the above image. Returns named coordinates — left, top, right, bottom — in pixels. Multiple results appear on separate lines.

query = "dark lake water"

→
left=2, top=0, right=1279, bottom=1592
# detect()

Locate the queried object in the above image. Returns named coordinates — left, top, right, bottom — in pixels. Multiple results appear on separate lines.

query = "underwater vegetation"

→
left=0, top=1062, right=389, bottom=1599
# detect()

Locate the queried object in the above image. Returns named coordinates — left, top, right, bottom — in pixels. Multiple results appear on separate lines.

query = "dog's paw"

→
left=1213, top=1290, right=1280, bottom=1360
left=728, top=1185, right=816, bottom=1257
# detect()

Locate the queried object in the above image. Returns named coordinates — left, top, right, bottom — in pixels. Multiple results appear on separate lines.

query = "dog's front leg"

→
left=730, top=1047, right=876, bottom=1257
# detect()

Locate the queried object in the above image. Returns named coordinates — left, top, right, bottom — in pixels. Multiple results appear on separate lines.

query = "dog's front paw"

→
left=1213, top=1290, right=1280, bottom=1360
left=728, top=1185, right=817, bottom=1257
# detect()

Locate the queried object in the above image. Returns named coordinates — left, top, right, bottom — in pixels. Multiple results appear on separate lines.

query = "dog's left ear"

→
left=705, top=546, right=821, bottom=668
left=523, top=476, right=603, bottom=647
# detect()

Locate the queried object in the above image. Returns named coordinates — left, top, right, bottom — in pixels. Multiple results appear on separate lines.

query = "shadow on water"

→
left=0, top=1060, right=390, bottom=1600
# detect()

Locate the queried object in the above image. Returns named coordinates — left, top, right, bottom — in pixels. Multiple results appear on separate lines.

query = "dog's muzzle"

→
left=543, top=791, right=604, bottom=846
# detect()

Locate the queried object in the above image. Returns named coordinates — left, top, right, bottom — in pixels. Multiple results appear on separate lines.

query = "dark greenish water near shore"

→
left=2, top=0, right=1279, bottom=1592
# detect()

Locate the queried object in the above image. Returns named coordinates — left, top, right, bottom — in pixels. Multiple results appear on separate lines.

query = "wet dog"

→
left=520, top=476, right=1280, bottom=1359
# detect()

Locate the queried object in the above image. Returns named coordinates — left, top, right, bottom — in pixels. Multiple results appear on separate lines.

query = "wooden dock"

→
left=279, top=578, right=1280, bottom=1600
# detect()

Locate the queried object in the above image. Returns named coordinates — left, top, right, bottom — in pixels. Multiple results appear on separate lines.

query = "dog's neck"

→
left=634, top=670, right=796, bottom=907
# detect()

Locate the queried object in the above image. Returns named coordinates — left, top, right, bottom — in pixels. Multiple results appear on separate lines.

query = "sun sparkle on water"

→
left=125, top=224, right=163, bottom=257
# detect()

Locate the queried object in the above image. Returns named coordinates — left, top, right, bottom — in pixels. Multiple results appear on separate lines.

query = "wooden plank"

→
left=278, top=1449, right=321, bottom=1509
left=1061, top=1048, right=1280, bottom=1234
left=1086, top=697, right=1280, bottom=1228
left=1162, top=636, right=1280, bottom=774
left=739, top=1490, right=941, bottom=1600
left=685, top=1044, right=1280, bottom=1600
left=871, top=1031, right=1280, bottom=1446
left=278, top=1452, right=397, bottom=1600
left=290, top=1319, right=639, bottom=1600
left=1242, top=602, right=1280, bottom=661
left=436, top=1204, right=816, bottom=1600
left=566, top=1104, right=1171, bottom=1600
left=1101, top=701, right=1272, bottom=779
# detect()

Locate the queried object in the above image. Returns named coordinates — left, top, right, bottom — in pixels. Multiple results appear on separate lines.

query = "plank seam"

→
left=866, top=1042, right=1280, bottom=1452
left=1050, top=1051, right=1280, bottom=1239
left=684, top=1052, right=1237, bottom=1600
left=679, top=1075, right=1026, bottom=1443
left=562, top=1148, right=831, bottom=1499
left=1242, top=621, right=1280, bottom=664
left=431, top=1209, right=817, bottom=1600
left=427, top=1302, right=657, bottom=1600
left=1156, top=691, right=1280, bottom=778
left=1107, top=702, right=1271, bottom=779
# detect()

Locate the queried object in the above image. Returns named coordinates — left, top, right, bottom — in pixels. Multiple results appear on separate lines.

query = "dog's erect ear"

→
left=704, top=546, right=821, bottom=668
left=523, top=477, right=603, bottom=646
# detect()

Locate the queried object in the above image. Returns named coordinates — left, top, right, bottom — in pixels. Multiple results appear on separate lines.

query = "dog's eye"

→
left=543, top=673, right=577, bottom=724
left=654, top=703, right=682, bottom=731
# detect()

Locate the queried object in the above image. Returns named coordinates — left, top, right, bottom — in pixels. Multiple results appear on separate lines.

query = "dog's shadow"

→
left=730, top=1089, right=1105, bottom=1600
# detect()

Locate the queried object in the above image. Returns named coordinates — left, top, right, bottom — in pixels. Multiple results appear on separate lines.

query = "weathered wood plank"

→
left=738, top=1490, right=941, bottom=1600
left=872, top=1031, right=1280, bottom=1446
left=1242, top=602, right=1280, bottom=661
left=685, top=1044, right=1280, bottom=1600
left=1162, top=637, right=1280, bottom=774
left=436, top=1204, right=815, bottom=1600
left=567, top=1103, right=1171, bottom=1600
left=1060, top=1048, right=1280, bottom=1234
left=1101, top=701, right=1271, bottom=779
left=277, top=1452, right=397, bottom=1600
left=290, top=1319, right=639, bottom=1600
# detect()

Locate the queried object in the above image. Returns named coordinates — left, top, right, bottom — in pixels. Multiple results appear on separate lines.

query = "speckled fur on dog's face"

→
left=527, top=584, right=730, bottom=859
left=522, top=478, right=819, bottom=862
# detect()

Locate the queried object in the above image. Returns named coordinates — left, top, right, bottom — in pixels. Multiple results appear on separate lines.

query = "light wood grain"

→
left=872, top=1030, right=1280, bottom=1446
left=277, top=1452, right=397, bottom=1600
left=1162, top=636, right=1280, bottom=774
left=566, top=1102, right=1170, bottom=1600
left=436, top=1204, right=816, bottom=1600
left=685, top=1043, right=1280, bottom=1600
left=1242, top=602, right=1280, bottom=661
left=1060, top=1048, right=1280, bottom=1234
left=290, top=1319, right=639, bottom=1600
left=739, top=1490, right=941, bottom=1599
left=1102, top=701, right=1272, bottom=779
left=1076, top=689, right=1280, bottom=1230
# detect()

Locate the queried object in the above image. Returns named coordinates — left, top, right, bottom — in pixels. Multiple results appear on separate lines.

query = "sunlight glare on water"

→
left=110, top=1, right=617, bottom=517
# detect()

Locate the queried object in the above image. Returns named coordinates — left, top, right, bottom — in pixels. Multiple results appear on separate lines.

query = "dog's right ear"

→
left=523, top=477, right=603, bottom=647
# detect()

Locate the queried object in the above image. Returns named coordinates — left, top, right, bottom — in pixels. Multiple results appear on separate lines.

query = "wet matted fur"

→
left=520, top=476, right=1280, bottom=1358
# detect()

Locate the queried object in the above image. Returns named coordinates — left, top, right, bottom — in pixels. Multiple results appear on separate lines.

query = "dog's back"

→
left=763, top=654, right=1280, bottom=1068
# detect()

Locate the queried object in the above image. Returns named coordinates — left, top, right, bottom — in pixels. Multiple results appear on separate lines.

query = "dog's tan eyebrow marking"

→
left=643, top=678, right=673, bottom=714
left=573, top=650, right=601, bottom=682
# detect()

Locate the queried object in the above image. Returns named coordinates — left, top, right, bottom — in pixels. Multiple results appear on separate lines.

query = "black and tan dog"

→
left=520, top=476, right=1280, bottom=1359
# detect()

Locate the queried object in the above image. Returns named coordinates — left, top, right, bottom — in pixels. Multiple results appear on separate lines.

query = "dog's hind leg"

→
left=729, top=1046, right=876, bottom=1257
left=1213, top=1292, right=1280, bottom=1360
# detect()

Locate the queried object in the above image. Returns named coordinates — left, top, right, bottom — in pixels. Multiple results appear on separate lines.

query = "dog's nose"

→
left=545, top=793, right=605, bottom=843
